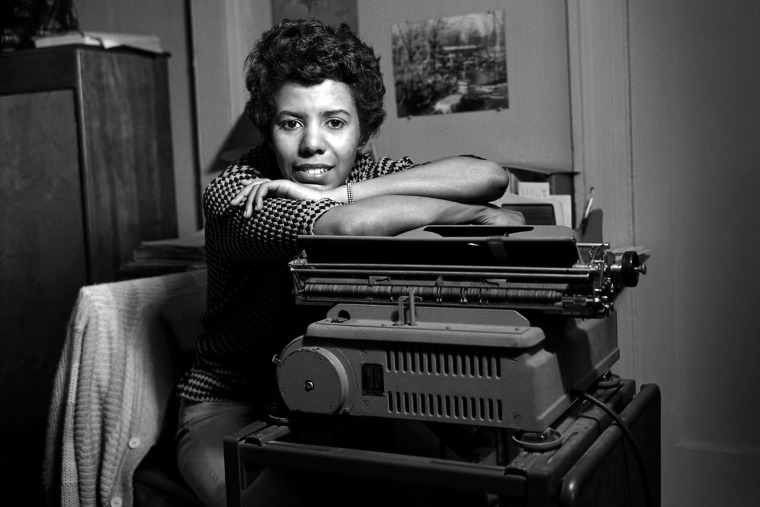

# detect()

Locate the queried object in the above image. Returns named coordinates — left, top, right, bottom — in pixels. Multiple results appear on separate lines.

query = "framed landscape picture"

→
left=392, top=10, right=508, bottom=118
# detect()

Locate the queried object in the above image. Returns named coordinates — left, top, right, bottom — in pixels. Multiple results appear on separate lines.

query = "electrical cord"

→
left=572, top=389, right=654, bottom=507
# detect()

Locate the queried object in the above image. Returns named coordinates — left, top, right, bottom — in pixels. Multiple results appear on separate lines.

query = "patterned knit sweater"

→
left=176, top=144, right=415, bottom=406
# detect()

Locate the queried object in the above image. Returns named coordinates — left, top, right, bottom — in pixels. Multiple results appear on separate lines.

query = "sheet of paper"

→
left=543, top=194, right=573, bottom=227
left=517, top=181, right=550, bottom=199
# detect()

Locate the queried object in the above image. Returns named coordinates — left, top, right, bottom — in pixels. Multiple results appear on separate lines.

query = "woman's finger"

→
left=243, top=185, right=256, bottom=217
left=232, top=184, right=253, bottom=206
left=253, top=181, right=269, bottom=211
left=244, top=180, right=272, bottom=217
left=233, top=178, right=270, bottom=206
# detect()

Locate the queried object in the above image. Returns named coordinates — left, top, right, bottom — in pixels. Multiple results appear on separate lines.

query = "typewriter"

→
left=225, top=225, right=655, bottom=506
left=274, top=225, right=645, bottom=432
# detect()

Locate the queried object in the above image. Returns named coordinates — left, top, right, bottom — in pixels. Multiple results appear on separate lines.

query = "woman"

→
left=176, top=18, right=523, bottom=506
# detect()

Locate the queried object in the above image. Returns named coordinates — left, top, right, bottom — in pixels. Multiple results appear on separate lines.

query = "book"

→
left=119, top=230, right=206, bottom=278
left=33, top=31, right=163, bottom=54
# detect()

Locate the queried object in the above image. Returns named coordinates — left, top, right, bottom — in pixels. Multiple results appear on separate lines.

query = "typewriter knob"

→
left=276, top=346, right=353, bottom=415
left=620, top=250, right=646, bottom=287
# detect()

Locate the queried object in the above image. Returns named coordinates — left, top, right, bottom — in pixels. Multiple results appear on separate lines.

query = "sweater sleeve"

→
left=203, top=146, right=343, bottom=263
left=349, top=154, right=416, bottom=182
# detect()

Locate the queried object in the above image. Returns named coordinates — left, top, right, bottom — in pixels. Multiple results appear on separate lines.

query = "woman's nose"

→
left=300, top=125, right=326, bottom=155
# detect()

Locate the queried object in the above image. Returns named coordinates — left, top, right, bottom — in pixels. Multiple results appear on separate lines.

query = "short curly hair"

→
left=244, top=19, right=386, bottom=145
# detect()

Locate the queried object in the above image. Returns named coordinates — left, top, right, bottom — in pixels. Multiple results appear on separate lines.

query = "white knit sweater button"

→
left=110, top=497, right=122, bottom=507
left=128, top=437, right=141, bottom=449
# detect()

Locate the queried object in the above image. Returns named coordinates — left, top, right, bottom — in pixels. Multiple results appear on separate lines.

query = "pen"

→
left=578, top=187, right=595, bottom=232
left=583, top=186, right=595, bottom=221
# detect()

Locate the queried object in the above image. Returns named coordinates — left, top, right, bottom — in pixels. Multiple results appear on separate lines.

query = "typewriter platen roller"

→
left=274, top=225, right=645, bottom=433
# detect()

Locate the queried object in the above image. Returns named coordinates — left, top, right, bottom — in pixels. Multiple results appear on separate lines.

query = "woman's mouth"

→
left=301, top=167, right=329, bottom=176
left=294, top=164, right=333, bottom=181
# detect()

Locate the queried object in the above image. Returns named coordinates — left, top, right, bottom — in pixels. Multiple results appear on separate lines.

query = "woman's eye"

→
left=282, top=120, right=301, bottom=130
left=326, top=119, right=345, bottom=129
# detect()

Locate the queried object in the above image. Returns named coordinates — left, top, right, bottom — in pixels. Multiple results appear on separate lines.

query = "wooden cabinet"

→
left=0, top=46, right=177, bottom=500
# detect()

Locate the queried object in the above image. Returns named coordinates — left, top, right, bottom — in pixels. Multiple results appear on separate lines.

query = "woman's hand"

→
left=231, top=178, right=325, bottom=217
left=476, top=205, right=526, bottom=226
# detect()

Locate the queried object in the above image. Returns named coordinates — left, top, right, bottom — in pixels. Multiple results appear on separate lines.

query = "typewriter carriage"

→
left=288, top=225, right=644, bottom=319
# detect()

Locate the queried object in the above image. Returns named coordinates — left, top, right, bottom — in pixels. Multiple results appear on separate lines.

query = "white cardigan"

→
left=43, top=270, right=207, bottom=507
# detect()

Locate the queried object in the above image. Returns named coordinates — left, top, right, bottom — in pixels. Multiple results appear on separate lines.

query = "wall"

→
left=190, top=1, right=271, bottom=197
left=628, top=1, right=760, bottom=505
left=569, top=2, right=760, bottom=504
left=358, top=0, right=572, bottom=168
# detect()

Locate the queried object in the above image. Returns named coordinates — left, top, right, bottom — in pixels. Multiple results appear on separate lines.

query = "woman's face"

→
left=269, top=79, right=362, bottom=190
